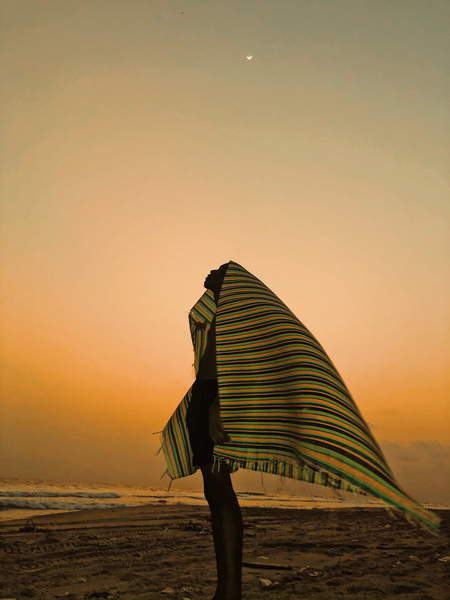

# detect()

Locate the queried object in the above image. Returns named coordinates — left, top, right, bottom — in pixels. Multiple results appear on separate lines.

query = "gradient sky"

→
left=1, top=1, right=449, bottom=503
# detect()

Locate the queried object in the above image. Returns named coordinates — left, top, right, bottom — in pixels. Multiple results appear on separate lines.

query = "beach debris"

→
left=160, top=588, right=175, bottom=595
left=258, top=578, right=274, bottom=588
left=20, top=564, right=44, bottom=572
left=299, top=565, right=310, bottom=573
left=183, top=520, right=202, bottom=530
left=438, top=556, right=450, bottom=562
left=182, top=520, right=208, bottom=534
left=297, top=565, right=322, bottom=577
left=243, top=560, right=292, bottom=570
left=18, top=519, right=46, bottom=533
left=181, top=587, right=194, bottom=594
left=78, top=576, right=88, bottom=583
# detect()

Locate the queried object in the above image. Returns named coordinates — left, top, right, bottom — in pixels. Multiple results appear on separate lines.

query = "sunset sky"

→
left=1, top=1, right=449, bottom=503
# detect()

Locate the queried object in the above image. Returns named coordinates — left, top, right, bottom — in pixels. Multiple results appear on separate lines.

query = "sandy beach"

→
left=0, top=504, right=448, bottom=600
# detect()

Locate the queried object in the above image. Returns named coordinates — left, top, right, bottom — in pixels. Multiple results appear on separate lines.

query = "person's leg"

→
left=201, top=462, right=243, bottom=600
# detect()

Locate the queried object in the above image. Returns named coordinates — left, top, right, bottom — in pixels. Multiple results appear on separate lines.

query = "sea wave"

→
left=0, top=498, right=132, bottom=511
left=0, top=490, right=121, bottom=498
left=132, top=494, right=176, bottom=498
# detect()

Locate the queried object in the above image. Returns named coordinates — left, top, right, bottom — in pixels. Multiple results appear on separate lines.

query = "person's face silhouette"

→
left=204, top=265, right=227, bottom=292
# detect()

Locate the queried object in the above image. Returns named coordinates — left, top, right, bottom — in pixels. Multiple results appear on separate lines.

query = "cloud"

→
left=379, top=440, right=450, bottom=505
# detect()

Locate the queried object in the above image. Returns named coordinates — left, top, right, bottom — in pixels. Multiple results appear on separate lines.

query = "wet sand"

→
left=0, top=504, right=448, bottom=599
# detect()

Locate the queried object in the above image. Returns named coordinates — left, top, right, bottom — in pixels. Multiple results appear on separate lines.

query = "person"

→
left=158, top=261, right=440, bottom=597
left=186, top=263, right=243, bottom=600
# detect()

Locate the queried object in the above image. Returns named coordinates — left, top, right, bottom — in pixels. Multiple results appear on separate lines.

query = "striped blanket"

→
left=157, top=260, right=440, bottom=532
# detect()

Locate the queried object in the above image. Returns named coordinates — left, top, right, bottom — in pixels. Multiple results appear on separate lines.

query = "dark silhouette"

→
left=186, top=263, right=243, bottom=600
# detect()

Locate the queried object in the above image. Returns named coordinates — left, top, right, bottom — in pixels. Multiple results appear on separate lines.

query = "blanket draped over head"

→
left=156, top=260, right=440, bottom=532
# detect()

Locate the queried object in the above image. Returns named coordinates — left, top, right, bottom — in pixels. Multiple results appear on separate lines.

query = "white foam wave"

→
left=0, top=498, right=132, bottom=511
left=0, top=490, right=121, bottom=498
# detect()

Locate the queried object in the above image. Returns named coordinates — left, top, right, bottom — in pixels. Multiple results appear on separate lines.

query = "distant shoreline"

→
left=1, top=499, right=448, bottom=526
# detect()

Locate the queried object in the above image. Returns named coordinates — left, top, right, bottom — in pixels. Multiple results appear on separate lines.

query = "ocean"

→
left=0, top=476, right=400, bottom=523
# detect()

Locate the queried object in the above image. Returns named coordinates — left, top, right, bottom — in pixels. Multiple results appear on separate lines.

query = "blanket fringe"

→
left=157, top=424, right=440, bottom=534
left=152, top=430, right=164, bottom=456
left=154, top=428, right=173, bottom=491
left=208, top=451, right=441, bottom=534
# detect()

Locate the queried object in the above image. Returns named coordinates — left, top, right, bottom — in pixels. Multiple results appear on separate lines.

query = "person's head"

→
left=204, top=263, right=229, bottom=293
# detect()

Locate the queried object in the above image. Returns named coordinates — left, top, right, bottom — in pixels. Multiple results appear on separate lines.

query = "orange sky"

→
left=1, top=1, right=449, bottom=502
